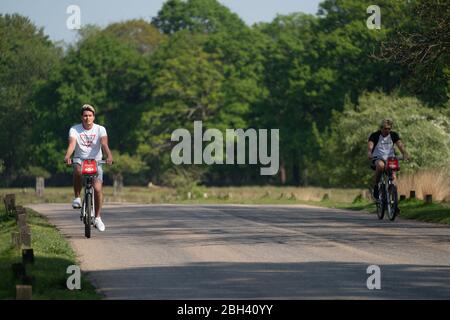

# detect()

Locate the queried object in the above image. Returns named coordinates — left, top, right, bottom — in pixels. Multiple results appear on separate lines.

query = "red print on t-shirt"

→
left=80, top=133, right=96, bottom=147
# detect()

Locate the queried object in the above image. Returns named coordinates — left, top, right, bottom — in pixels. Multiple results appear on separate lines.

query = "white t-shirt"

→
left=69, top=123, right=107, bottom=160
left=372, top=134, right=396, bottom=160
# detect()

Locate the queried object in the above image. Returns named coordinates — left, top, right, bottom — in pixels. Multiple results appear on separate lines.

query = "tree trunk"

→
left=113, top=173, right=124, bottom=197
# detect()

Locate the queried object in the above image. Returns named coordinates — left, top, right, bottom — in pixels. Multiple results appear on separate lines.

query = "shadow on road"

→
left=87, top=261, right=450, bottom=300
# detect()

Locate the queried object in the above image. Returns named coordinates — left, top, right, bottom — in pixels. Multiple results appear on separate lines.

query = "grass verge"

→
left=0, top=207, right=101, bottom=300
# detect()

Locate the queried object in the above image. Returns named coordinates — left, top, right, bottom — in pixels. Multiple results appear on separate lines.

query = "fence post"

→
left=14, top=206, right=26, bottom=223
left=11, top=232, right=21, bottom=249
left=3, top=194, right=16, bottom=215
left=16, top=285, right=32, bottom=300
left=36, top=177, right=44, bottom=197
left=21, top=232, right=32, bottom=248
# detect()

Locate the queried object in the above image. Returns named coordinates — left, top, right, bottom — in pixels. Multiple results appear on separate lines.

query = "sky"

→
left=0, top=0, right=322, bottom=43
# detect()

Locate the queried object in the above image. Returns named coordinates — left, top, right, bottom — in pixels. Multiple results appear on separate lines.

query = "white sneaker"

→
left=72, top=197, right=82, bottom=209
left=94, top=217, right=106, bottom=232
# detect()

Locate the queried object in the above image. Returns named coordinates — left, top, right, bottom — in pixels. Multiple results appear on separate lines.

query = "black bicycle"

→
left=79, top=159, right=106, bottom=238
left=374, top=156, right=402, bottom=221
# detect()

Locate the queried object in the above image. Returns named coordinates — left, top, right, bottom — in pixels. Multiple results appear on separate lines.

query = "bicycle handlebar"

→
left=66, top=159, right=112, bottom=165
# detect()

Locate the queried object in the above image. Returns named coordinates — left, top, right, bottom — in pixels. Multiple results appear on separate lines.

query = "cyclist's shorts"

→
left=73, top=158, right=103, bottom=182
left=370, top=158, right=386, bottom=171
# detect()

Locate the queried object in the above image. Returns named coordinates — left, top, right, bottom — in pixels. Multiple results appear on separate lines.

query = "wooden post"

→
left=410, top=190, right=416, bottom=199
left=113, top=174, right=123, bottom=197
left=425, top=194, right=433, bottom=204
left=18, top=213, right=27, bottom=227
left=16, top=285, right=32, bottom=300
left=11, top=232, right=21, bottom=249
left=35, top=176, right=44, bottom=197
left=21, top=232, right=32, bottom=248
left=14, top=206, right=26, bottom=223
left=3, top=194, right=16, bottom=215
left=22, top=249, right=34, bottom=264
left=400, top=195, right=406, bottom=201
left=20, top=224, right=30, bottom=235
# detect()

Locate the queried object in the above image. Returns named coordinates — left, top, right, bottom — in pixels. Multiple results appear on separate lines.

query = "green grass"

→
left=395, top=199, right=450, bottom=224
left=0, top=207, right=101, bottom=300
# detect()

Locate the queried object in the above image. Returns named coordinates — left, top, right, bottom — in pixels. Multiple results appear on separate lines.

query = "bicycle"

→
left=374, top=156, right=402, bottom=221
left=78, top=159, right=106, bottom=238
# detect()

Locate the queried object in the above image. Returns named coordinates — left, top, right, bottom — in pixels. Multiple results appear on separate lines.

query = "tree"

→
left=0, top=14, right=61, bottom=184
left=380, top=0, right=449, bottom=105
left=136, top=32, right=226, bottom=181
left=314, top=92, right=450, bottom=187
left=255, top=13, right=339, bottom=184
left=152, top=0, right=246, bottom=34
left=103, top=19, right=165, bottom=55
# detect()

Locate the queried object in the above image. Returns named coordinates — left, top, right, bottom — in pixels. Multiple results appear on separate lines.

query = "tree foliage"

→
left=152, top=0, right=246, bottom=34
left=0, top=14, right=60, bottom=183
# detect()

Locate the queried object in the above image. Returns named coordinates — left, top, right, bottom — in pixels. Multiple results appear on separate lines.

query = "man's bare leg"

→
left=94, top=180, right=103, bottom=218
left=73, top=165, right=82, bottom=198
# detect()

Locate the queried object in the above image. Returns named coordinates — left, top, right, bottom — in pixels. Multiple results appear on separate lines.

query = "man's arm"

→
left=395, top=140, right=410, bottom=160
left=100, top=136, right=113, bottom=165
left=367, top=141, right=374, bottom=160
left=64, top=137, right=77, bottom=165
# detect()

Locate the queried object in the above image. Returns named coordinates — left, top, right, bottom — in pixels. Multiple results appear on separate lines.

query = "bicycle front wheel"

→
left=84, top=193, right=92, bottom=238
left=387, top=184, right=398, bottom=221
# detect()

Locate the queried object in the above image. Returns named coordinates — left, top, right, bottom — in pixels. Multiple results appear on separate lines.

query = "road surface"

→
left=28, top=203, right=450, bottom=299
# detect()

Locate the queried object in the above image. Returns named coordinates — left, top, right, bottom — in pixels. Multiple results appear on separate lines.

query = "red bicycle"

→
left=374, top=156, right=402, bottom=221
left=79, top=159, right=106, bottom=238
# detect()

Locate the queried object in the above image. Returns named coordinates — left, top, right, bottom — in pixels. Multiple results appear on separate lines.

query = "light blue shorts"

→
left=73, top=158, right=103, bottom=182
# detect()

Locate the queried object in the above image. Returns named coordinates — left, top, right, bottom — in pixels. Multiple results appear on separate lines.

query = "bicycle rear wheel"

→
left=84, top=193, right=92, bottom=238
left=387, top=184, right=398, bottom=221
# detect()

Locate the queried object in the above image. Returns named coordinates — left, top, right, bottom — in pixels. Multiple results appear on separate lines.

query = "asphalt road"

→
left=28, top=203, right=450, bottom=299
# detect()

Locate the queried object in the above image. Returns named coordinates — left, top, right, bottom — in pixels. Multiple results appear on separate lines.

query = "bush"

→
left=161, top=167, right=206, bottom=197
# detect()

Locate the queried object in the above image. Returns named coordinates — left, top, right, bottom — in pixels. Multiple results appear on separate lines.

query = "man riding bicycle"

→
left=367, top=119, right=410, bottom=199
left=64, top=104, right=113, bottom=232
